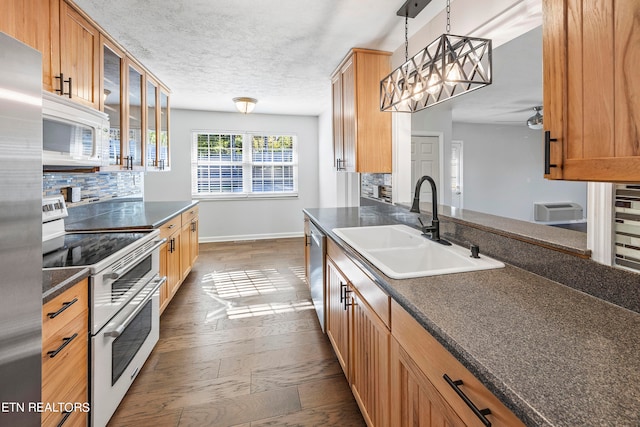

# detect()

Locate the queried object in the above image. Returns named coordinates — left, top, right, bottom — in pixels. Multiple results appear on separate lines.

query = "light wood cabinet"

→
left=391, top=300, right=525, bottom=427
left=0, top=0, right=60, bottom=93
left=42, top=278, right=88, bottom=427
left=326, top=238, right=391, bottom=426
left=543, top=0, right=640, bottom=182
left=59, top=0, right=100, bottom=109
left=181, top=206, right=199, bottom=279
left=159, top=207, right=199, bottom=314
left=331, top=48, right=392, bottom=173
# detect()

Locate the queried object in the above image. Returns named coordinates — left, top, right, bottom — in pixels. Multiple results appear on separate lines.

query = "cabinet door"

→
left=158, top=88, right=170, bottom=170
left=341, top=56, right=356, bottom=173
left=544, top=0, right=640, bottom=182
left=0, top=0, right=60, bottom=93
left=331, top=73, right=344, bottom=170
left=180, top=220, right=192, bottom=279
left=159, top=242, right=170, bottom=314
left=326, top=257, right=350, bottom=378
left=189, top=217, right=199, bottom=267
left=304, top=217, right=310, bottom=285
left=59, top=0, right=100, bottom=108
left=168, top=231, right=182, bottom=296
left=390, top=337, right=465, bottom=427
left=125, top=61, right=145, bottom=169
left=146, top=77, right=159, bottom=169
left=101, top=37, right=125, bottom=167
left=351, top=289, right=390, bottom=427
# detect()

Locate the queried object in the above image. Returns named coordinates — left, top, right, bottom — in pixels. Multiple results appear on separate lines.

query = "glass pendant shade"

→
left=233, top=97, right=257, bottom=114
left=381, top=34, right=492, bottom=112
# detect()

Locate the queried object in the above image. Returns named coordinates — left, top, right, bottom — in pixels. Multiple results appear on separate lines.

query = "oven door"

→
left=91, top=275, right=164, bottom=427
left=91, top=239, right=163, bottom=334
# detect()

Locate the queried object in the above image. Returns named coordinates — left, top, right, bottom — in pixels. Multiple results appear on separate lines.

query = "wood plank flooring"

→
left=108, top=238, right=365, bottom=427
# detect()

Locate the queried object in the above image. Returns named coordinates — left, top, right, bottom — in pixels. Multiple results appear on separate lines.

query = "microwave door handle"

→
left=103, top=276, right=166, bottom=338
left=103, top=238, right=167, bottom=281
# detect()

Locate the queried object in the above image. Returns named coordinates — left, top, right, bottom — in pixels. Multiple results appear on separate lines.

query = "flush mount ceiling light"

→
left=527, top=106, right=543, bottom=130
left=380, top=0, right=492, bottom=113
left=233, top=97, right=257, bottom=114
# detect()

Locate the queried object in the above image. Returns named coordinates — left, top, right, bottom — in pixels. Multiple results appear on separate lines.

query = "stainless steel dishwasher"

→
left=309, top=222, right=326, bottom=332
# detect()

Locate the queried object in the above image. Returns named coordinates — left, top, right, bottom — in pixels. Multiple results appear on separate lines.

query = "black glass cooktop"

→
left=43, top=232, right=149, bottom=268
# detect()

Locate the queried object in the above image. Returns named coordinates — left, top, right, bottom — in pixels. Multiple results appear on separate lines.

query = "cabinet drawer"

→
left=42, top=383, right=88, bottom=427
left=328, top=238, right=390, bottom=327
left=42, top=279, right=88, bottom=343
left=42, top=311, right=88, bottom=406
left=391, top=301, right=524, bottom=427
left=159, top=215, right=181, bottom=239
left=181, top=205, right=199, bottom=224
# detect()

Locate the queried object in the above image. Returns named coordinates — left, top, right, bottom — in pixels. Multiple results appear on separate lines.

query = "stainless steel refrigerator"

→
left=0, top=32, right=43, bottom=426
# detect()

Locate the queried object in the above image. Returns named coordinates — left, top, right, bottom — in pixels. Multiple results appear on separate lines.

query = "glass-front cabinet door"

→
left=159, top=89, right=170, bottom=170
left=146, top=78, right=158, bottom=169
left=101, top=38, right=124, bottom=167
left=126, top=61, right=144, bottom=169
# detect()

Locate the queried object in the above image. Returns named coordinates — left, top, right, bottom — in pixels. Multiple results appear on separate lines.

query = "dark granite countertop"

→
left=42, top=268, right=90, bottom=304
left=304, top=206, right=640, bottom=427
left=65, top=200, right=198, bottom=231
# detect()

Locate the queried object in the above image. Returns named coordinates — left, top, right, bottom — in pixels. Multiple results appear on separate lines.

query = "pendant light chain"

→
left=446, top=0, right=451, bottom=34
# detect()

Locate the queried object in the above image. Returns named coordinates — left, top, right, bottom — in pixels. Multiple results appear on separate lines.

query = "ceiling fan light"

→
left=233, top=97, right=258, bottom=114
left=527, top=106, right=543, bottom=130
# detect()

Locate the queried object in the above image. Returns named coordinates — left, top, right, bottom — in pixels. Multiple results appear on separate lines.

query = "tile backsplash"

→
left=43, top=171, right=143, bottom=206
left=361, top=173, right=392, bottom=203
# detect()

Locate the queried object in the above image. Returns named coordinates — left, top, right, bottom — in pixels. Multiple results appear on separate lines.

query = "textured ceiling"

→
left=74, top=0, right=448, bottom=116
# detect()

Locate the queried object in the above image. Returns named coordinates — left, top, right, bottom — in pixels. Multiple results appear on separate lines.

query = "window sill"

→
left=194, top=193, right=299, bottom=201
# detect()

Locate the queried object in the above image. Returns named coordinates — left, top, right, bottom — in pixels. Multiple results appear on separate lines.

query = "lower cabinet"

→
left=324, top=236, right=525, bottom=427
left=326, top=239, right=390, bottom=427
left=391, top=300, right=525, bottom=427
left=159, top=206, right=199, bottom=314
left=42, top=278, right=89, bottom=427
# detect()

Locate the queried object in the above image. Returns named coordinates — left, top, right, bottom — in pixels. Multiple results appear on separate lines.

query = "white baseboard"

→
left=199, top=231, right=304, bottom=243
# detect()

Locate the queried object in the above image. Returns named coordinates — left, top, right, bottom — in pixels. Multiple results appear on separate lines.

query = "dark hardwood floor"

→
left=108, top=238, right=365, bottom=427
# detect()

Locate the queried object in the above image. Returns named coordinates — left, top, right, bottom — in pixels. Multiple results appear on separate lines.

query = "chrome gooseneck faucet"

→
left=410, top=175, right=451, bottom=245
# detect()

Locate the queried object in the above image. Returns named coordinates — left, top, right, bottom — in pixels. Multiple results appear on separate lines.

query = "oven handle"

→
left=103, top=238, right=167, bottom=281
left=103, top=275, right=166, bottom=338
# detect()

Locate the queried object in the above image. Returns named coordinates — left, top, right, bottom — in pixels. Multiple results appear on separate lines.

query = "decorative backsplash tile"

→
left=43, top=171, right=144, bottom=206
left=361, top=173, right=392, bottom=203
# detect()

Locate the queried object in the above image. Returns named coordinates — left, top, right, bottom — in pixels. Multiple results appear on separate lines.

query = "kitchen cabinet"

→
left=326, top=238, right=391, bottom=426
left=543, top=0, right=640, bottom=182
left=331, top=48, right=392, bottom=173
left=159, top=207, right=199, bottom=313
left=391, top=300, right=524, bottom=427
left=0, top=0, right=60, bottom=93
left=42, top=278, right=88, bottom=427
left=180, top=206, right=199, bottom=279
left=59, top=0, right=100, bottom=109
left=159, top=215, right=182, bottom=313
left=101, top=36, right=125, bottom=167
left=124, top=60, right=145, bottom=170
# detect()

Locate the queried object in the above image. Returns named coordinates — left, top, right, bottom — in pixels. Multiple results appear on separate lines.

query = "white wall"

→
left=454, top=122, right=587, bottom=221
left=144, top=109, right=319, bottom=241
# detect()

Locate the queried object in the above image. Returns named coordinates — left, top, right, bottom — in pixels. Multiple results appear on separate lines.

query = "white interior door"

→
left=411, top=136, right=440, bottom=203
left=450, top=140, right=463, bottom=209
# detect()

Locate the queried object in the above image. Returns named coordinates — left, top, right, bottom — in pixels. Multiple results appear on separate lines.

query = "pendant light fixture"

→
left=526, top=106, right=543, bottom=130
left=233, top=97, right=257, bottom=114
left=380, top=0, right=492, bottom=113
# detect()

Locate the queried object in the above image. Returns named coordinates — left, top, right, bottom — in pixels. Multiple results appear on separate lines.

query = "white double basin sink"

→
left=332, top=224, right=504, bottom=279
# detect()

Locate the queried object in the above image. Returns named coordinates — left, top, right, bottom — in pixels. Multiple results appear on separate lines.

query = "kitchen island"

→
left=304, top=204, right=640, bottom=427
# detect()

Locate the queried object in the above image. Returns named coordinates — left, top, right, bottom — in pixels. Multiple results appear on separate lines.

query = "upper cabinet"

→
left=331, top=48, right=392, bottom=173
left=59, top=1, right=100, bottom=108
left=543, top=0, right=640, bottom=182
left=1, top=0, right=172, bottom=171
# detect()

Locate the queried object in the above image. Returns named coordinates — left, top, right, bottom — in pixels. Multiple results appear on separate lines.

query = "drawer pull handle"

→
left=47, top=333, right=78, bottom=358
left=47, top=298, right=78, bottom=319
left=57, top=410, right=72, bottom=426
left=443, top=374, right=492, bottom=427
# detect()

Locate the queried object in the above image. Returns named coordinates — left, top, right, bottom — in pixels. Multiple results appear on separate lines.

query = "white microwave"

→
left=42, top=91, right=110, bottom=167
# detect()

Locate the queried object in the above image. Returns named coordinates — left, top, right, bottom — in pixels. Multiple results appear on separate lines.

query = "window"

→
left=192, top=131, right=297, bottom=197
